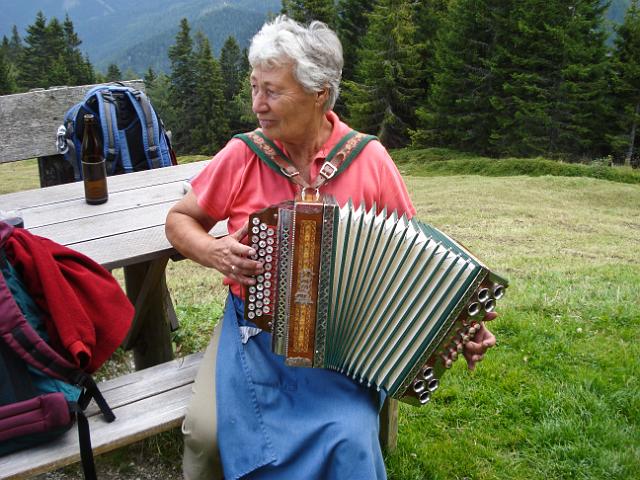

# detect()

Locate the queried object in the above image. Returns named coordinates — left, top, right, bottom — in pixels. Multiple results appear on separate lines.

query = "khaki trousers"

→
left=182, top=317, right=224, bottom=480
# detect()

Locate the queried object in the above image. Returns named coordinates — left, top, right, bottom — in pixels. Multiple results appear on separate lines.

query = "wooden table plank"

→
left=0, top=160, right=208, bottom=210
left=29, top=201, right=175, bottom=246
left=20, top=181, right=187, bottom=229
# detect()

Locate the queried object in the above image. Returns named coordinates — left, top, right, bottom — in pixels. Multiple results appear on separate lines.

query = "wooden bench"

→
left=0, top=80, right=144, bottom=186
left=0, top=352, right=203, bottom=479
left=0, top=84, right=399, bottom=479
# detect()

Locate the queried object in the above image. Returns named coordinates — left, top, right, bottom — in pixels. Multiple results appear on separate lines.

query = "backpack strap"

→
left=124, top=88, right=164, bottom=169
left=94, top=89, right=123, bottom=174
left=234, top=129, right=376, bottom=192
left=60, top=104, right=84, bottom=181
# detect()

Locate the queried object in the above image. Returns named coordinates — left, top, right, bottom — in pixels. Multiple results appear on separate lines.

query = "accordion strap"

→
left=234, top=129, right=376, bottom=190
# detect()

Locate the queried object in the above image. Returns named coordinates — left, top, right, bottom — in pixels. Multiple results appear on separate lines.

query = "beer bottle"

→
left=81, top=113, right=108, bottom=205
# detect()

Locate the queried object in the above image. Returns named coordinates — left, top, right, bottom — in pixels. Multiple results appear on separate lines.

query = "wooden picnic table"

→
left=0, top=159, right=218, bottom=369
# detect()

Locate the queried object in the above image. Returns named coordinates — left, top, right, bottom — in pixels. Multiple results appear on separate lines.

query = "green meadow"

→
left=1, top=153, right=638, bottom=479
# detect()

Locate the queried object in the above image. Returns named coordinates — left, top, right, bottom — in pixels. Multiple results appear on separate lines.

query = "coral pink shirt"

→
left=191, top=111, right=416, bottom=296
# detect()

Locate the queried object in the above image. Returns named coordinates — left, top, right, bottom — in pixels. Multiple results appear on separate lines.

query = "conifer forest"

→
left=1, top=0, right=640, bottom=166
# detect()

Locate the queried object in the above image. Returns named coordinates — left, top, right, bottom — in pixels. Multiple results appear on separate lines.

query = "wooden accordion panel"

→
left=245, top=195, right=508, bottom=406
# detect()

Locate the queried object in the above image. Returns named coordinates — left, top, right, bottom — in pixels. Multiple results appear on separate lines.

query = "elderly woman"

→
left=166, top=15, right=496, bottom=480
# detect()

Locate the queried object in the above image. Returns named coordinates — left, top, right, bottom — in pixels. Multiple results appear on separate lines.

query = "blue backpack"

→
left=57, top=83, right=176, bottom=180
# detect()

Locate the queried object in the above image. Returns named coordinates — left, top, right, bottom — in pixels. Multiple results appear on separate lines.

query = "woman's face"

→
left=250, top=64, right=323, bottom=144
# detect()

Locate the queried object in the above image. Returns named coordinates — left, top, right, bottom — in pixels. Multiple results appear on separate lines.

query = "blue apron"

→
left=216, top=293, right=387, bottom=479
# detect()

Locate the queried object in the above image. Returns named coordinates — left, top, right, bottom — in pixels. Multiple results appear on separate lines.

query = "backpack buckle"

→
left=148, top=145, right=160, bottom=159
left=56, top=125, right=69, bottom=154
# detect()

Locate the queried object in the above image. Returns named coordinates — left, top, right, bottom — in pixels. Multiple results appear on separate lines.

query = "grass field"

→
left=1, top=154, right=638, bottom=479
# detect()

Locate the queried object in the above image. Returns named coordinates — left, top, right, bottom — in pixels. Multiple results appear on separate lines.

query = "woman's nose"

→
left=252, top=92, right=268, bottom=113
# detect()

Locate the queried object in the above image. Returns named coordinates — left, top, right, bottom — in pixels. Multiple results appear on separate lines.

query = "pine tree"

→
left=281, top=0, right=337, bottom=27
left=609, top=0, right=640, bottom=166
left=220, top=35, right=250, bottom=134
left=551, top=0, right=610, bottom=159
left=220, top=36, right=244, bottom=102
left=0, top=48, right=16, bottom=94
left=413, top=0, right=509, bottom=154
left=106, top=63, right=122, bottom=81
left=16, top=12, right=94, bottom=89
left=231, top=72, right=259, bottom=133
left=191, top=31, right=229, bottom=154
left=488, top=0, right=610, bottom=159
left=7, top=26, right=22, bottom=64
left=343, top=0, right=426, bottom=148
left=168, top=18, right=198, bottom=153
left=1, top=34, right=19, bottom=93
left=335, top=0, right=375, bottom=84
left=145, top=72, right=177, bottom=140
left=18, top=11, right=50, bottom=89
left=413, top=1, right=449, bottom=102
left=62, top=15, right=94, bottom=85
left=144, top=67, right=157, bottom=88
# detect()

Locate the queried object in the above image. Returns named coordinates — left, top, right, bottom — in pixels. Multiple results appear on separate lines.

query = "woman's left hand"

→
left=462, top=311, right=497, bottom=370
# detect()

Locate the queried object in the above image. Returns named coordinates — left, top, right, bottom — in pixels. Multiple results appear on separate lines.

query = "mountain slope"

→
left=1, top=0, right=279, bottom=72
left=108, top=6, right=272, bottom=73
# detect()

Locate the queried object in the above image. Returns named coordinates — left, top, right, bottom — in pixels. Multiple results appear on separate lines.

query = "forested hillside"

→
left=2, top=0, right=640, bottom=168
left=0, top=0, right=280, bottom=71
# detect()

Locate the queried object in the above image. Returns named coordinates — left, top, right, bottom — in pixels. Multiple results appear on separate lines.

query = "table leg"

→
left=122, top=258, right=177, bottom=370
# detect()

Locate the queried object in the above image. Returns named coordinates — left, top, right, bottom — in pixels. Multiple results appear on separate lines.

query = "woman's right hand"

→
left=205, top=222, right=264, bottom=286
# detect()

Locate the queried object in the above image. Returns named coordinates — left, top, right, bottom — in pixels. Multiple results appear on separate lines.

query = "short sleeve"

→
left=367, top=141, right=416, bottom=219
left=190, top=138, right=250, bottom=222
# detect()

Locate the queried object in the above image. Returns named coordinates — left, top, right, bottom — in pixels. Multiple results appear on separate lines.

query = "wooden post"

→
left=379, top=398, right=399, bottom=451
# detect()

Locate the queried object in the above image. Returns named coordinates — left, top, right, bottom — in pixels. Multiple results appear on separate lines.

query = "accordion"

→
left=244, top=194, right=508, bottom=406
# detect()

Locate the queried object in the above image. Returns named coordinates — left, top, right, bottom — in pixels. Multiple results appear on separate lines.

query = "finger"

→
left=484, top=311, right=498, bottom=321
left=232, top=256, right=264, bottom=277
left=464, top=339, right=486, bottom=356
left=477, top=324, right=496, bottom=348
left=229, top=268, right=259, bottom=286
left=464, top=352, right=485, bottom=370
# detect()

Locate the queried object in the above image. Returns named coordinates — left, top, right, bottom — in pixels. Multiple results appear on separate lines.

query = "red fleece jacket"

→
left=2, top=223, right=134, bottom=372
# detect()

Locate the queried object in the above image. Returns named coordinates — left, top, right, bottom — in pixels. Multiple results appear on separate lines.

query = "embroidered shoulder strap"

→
left=234, top=129, right=376, bottom=191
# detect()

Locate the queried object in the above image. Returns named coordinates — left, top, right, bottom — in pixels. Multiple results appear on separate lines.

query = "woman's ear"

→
left=316, top=88, right=328, bottom=107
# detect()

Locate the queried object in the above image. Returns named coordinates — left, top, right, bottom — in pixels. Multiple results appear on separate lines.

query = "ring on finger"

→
left=231, top=265, right=236, bottom=273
